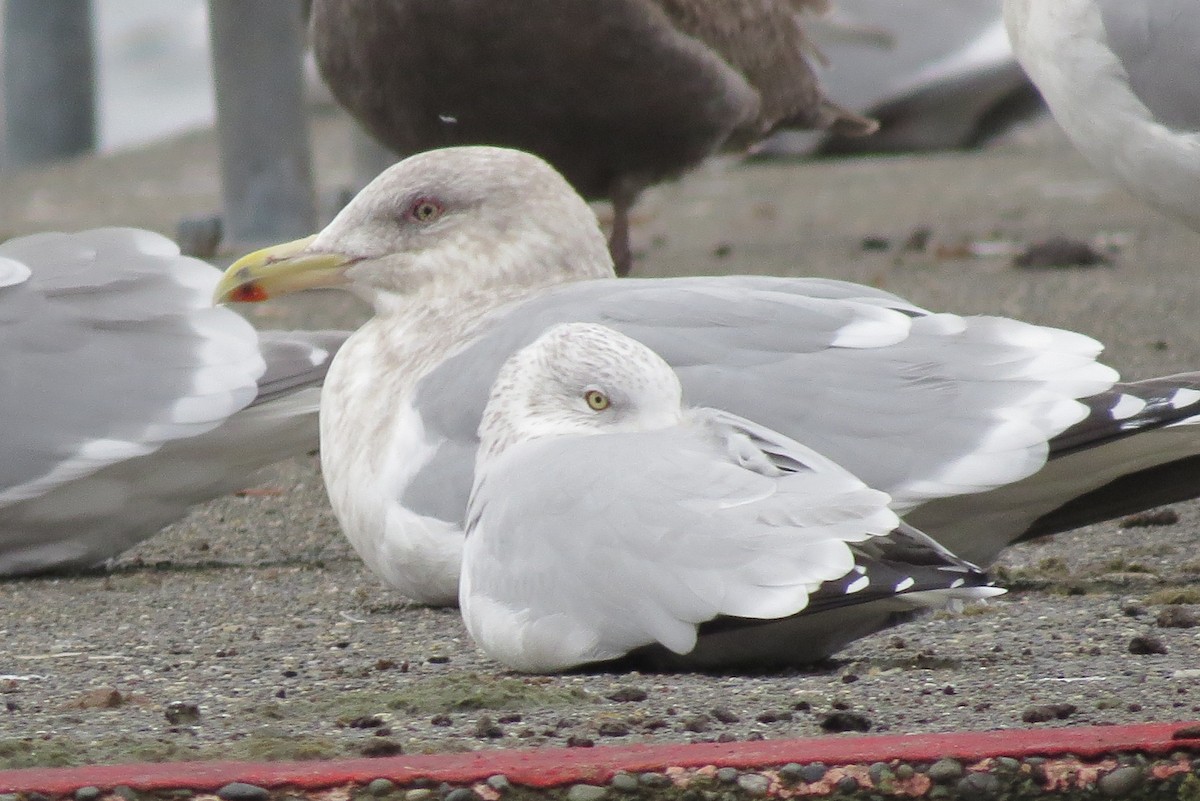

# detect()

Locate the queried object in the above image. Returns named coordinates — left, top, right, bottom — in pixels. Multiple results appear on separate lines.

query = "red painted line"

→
left=2, top=721, right=1198, bottom=794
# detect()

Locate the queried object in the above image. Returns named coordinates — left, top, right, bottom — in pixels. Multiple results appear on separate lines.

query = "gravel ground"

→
left=2, top=110, right=1200, bottom=769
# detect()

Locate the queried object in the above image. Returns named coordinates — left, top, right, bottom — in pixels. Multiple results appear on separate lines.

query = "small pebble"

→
left=1129, top=634, right=1168, bottom=655
left=217, top=783, right=269, bottom=801
left=1013, top=236, right=1108, bottom=269
left=113, top=787, right=138, bottom=801
left=566, top=785, right=606, bottom=801
left=606, top=687, right=647, bottom=703
left=894, top=764, right=915, bottom=780
left=819, top=711, right=871, bottom=733
left=638, top=772, right=671, bottom=788
left=485, top=776, right=510, bottom=793
left=798, top=763, right=827, bottom=783
left=1157, top=605, right=1198, bottom=629
left=835, top=776, right=859, bottom=794
left=927, top=758, right=964, bottom=783
left=710, top=707, right=740, bottom=724
left=1098, top=766, right=1143, bottom=797
left=597, top=720, right=631, bottom=737
left=474, top=714, right=504, bottom=739
left=609, top=772, right=638, bottom=791
left=361, top=740, right=404, bottom=757
left=716, top=767, right=739, bottom=784
left=164, top=701, right=201, bottom=725
left=995, top=757, right=1021, bottom=773
left=444, top=789, right=478, bottom=801
left=777, top=764, right=805, bottom=783
left=367, top=779, right=396, bottom=796
left=868, top=763, right=891, bottom=784
left=0, top=794, right=18, bottom=801
left=956, top=773, right=1000, bottom=798
left=74, top=788, right=101, bottom=801
left=404, top=791, right=433, bottom=801
left=609, top=773, right=638, bottom=792
left=736, top=774, right=770, bottom=797
left=755, top=710, right=792, bottom=724
left=1021, top=703, right=1076, bottom=723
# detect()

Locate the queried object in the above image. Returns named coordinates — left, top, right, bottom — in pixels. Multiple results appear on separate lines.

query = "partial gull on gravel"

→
left=215, top=145, right=1200, bottom=608
left=1005, top=0, right=1200, bottom=233
left=462, top=322, right=1000, bottom=672
left=310, top=0, right=876, bottom=274
left=0, top=228, right=348, bottom=576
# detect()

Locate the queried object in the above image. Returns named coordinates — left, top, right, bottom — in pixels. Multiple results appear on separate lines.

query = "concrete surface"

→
left=1, top=109, right=1199, bottom=768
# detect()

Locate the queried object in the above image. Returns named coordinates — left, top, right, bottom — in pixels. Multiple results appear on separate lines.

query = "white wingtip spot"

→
left=894, top=576, right=915, bottom=592
left=950, top=578, right=965, bottom=589
left=845, top=575, right=870, bottom=594
left=1171, top=388, right=1200, bottom=409
left=1109, top=394, right=1147, bottom=420
left=308, top=346, right=329, bottom=367
left=0, top=256, right=31, bottom=288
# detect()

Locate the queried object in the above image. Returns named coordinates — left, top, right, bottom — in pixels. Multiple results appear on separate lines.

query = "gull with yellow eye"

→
left=462, top=323, right=1002, bottom=672
left=214, top=146, right=1200, bottom=609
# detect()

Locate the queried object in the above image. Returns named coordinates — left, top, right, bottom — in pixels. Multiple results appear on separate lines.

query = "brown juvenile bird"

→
left=310, top=0, right=876, bottom=275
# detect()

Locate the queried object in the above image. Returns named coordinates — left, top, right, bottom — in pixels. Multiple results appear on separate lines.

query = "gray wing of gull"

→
left=1094, top=0, right=1200, bottom=132
left=0, top=227, right=348, bottom=575
left=464, top=413, right=898, bottom=663
left=406, top=275, right=1114, bottom=533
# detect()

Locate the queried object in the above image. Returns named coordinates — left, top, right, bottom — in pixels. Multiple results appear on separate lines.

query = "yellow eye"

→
left=584, top=390, right=610, bottom=411
left=408, top=197, right=444, bottom=222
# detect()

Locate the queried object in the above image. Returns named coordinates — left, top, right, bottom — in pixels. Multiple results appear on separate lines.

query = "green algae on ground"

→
left=0, top=731, right=343, bottom=770
left=380, top=672, right=594, bottom=714
left=1146, top=587, right=1200, bottom=605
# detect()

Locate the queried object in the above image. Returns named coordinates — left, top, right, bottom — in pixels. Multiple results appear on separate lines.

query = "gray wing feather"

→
left=408, top=276, right=1114, bottom=526
left=1095, top=0, right=1200, bottom=131
left=0, top=228, right=264, bottom=504
left=0, top=228, right=349, bottom=575
left=465, top=422, right=897, bottom=666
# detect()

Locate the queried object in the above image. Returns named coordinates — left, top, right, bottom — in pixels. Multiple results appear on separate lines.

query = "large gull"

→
left=309, top=0, right=876, bottom=275
left=1004, top=0, right=1200, bottom=232
left=1, top=228, right=347, bottom=576
left=214, top=146, right=1200, bottom=607
left=462, top=322, right=1001, bottom=672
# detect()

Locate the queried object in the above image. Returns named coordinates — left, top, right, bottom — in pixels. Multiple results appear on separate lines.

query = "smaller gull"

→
left=1005, top=0, right=1200, bottom=232
left=0, top=228, right=348, bottom=576
left=462, top=322, right=1002, bottom=672
left=309, top=0, right=876, bottom=275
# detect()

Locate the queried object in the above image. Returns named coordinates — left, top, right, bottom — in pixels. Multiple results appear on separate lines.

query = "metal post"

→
left=1, top=0, right=96, bottom=170
left=208, top=0, right=316, bottom=244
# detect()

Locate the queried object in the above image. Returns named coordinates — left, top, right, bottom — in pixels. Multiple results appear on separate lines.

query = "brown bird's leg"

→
left=607, top=180, right=639, bottom=277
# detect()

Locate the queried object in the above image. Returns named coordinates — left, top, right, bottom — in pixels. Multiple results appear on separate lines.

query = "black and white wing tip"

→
left=804, top=522, right=1005, bottom=618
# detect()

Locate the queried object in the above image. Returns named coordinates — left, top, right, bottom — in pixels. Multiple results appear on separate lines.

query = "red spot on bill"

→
left=230, top=282, right=269, bottom=302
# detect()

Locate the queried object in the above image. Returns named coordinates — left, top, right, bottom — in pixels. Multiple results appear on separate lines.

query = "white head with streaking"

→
left=214, top=146, right=615, bottom=307
left=477, top=323, right=685, bottom=463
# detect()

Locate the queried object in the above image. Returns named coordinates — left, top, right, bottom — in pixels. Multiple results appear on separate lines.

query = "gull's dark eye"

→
left=584, top=390, right=610, bottom=411
left=407, top=197, right=444, bottom=223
